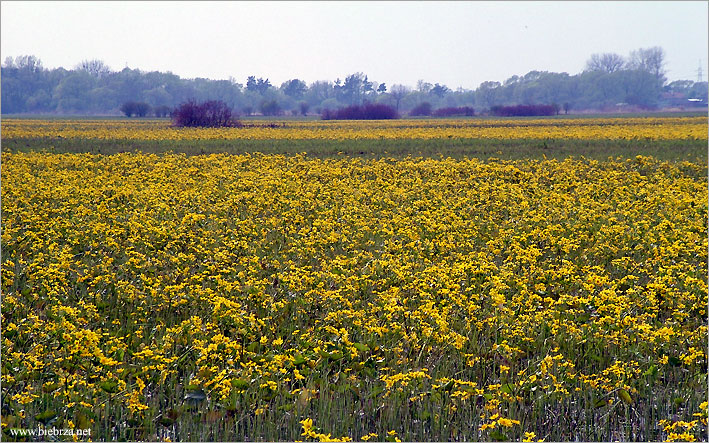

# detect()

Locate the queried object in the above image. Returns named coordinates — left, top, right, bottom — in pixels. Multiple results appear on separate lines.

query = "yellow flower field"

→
left=1, top=150, right=706, bottom=441
left=2, top=116, right=707, bottom=141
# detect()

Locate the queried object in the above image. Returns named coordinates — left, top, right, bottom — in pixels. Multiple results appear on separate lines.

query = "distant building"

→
left=659, top=92, right=706, bottom=109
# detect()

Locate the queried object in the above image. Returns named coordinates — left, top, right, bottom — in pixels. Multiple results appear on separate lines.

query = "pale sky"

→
left=1, top=1, right=707, bottom=90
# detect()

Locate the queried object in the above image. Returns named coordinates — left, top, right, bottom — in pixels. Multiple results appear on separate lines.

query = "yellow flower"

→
left=523, top=432, right=536, bottom=442
left=300, top=418, right=315, bottom=437
left=497, top=417, right=520, bottom=427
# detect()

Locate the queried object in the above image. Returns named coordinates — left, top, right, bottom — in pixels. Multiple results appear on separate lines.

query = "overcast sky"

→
left=2, top=1, right=707, bottom=90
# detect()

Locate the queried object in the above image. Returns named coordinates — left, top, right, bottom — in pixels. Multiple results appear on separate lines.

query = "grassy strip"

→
left=2, top=136, right=706, bottom=162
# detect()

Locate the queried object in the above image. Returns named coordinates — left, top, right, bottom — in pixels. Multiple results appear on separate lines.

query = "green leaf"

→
left=35, top=410, right=57, bottom=425
left=327, top=350, right=344, bottom=360
left=594, top=399, right=608, bottom=408
left=643, top=365, right=658, bottom=377
left=490, top=430, right=507, bottom=441
left=353, top=343, right=370, bottom=353
left=618, top=389, right=632, bottom=404
left=99, top=380, right=119, bottom=393
left=589, top=353, right=603, bottom=362
left=368, top=386, right=385, bottom=398
left=76, top=412, right=91, bottom=430
left=42, top=382, right=59, bottom=393
left=363, top=367, right=376, bottom=378
left=231, top=379, right=249, bottom=390
left=293, top=354, right=307, bottom=366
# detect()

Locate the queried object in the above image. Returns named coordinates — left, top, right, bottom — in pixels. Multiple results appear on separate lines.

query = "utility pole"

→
left=698, top=60, right=703, bottom=83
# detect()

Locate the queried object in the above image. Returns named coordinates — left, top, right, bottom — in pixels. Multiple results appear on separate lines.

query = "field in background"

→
left=3, top=116, right=708, bottom=141
left=1, top=116, right=707, bottom=442
left=3, top=116, right=707, bottom=162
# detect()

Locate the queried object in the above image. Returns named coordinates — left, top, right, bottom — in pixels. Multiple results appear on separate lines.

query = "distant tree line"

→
left=490, top=104, right=558, bottom=117
left=1, top=47, right=707, bottom=116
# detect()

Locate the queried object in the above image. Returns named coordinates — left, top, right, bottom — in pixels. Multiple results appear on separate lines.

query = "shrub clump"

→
left=172, top=100, right=240, bottom=127
left=120, top=101, right=152, bottom=117
left=321, top=103, right=399, bottom=120
left=260, top=99, right=282, bottom=116
left=409, top=102, right=432, bottom=117
left=432, top=106, right=475, bottom=117
left=153, top=105, right=172, bottom=118
left=490, top=104, right=557, bottom=117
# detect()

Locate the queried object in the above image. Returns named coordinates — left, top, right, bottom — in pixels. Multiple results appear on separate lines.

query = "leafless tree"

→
left=389, top=84, right=411, bottom=111
left=416, top=80, right=432, bottom=93
left=77, top=59, right=111, bottom=78
left=627, top=46, right=667, bottom=84
left=585, top=53, right=625, bottom=73
left=14, top=55, right=43, bottom=72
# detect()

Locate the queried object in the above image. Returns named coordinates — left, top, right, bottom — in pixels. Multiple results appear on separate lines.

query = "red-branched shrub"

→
left=172, top=100, right=241, bottom=127
left=489, top=104, right=556, bottom=117
left=432, top=106, right=475, bottom=117
left=321, top=103, right=399, bottom=120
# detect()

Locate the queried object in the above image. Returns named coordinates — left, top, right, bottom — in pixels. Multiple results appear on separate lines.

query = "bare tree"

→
left=77, top=59, right=111, bottom=78
left=585, top=53, right=625, bottom=73
left=14, top=55, right=43, bottom=72
left=416, top=80, right=432, bottom=93
left=389, top=84, right=411, bottom=111
left=627, top=47, right=666, bottom=84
